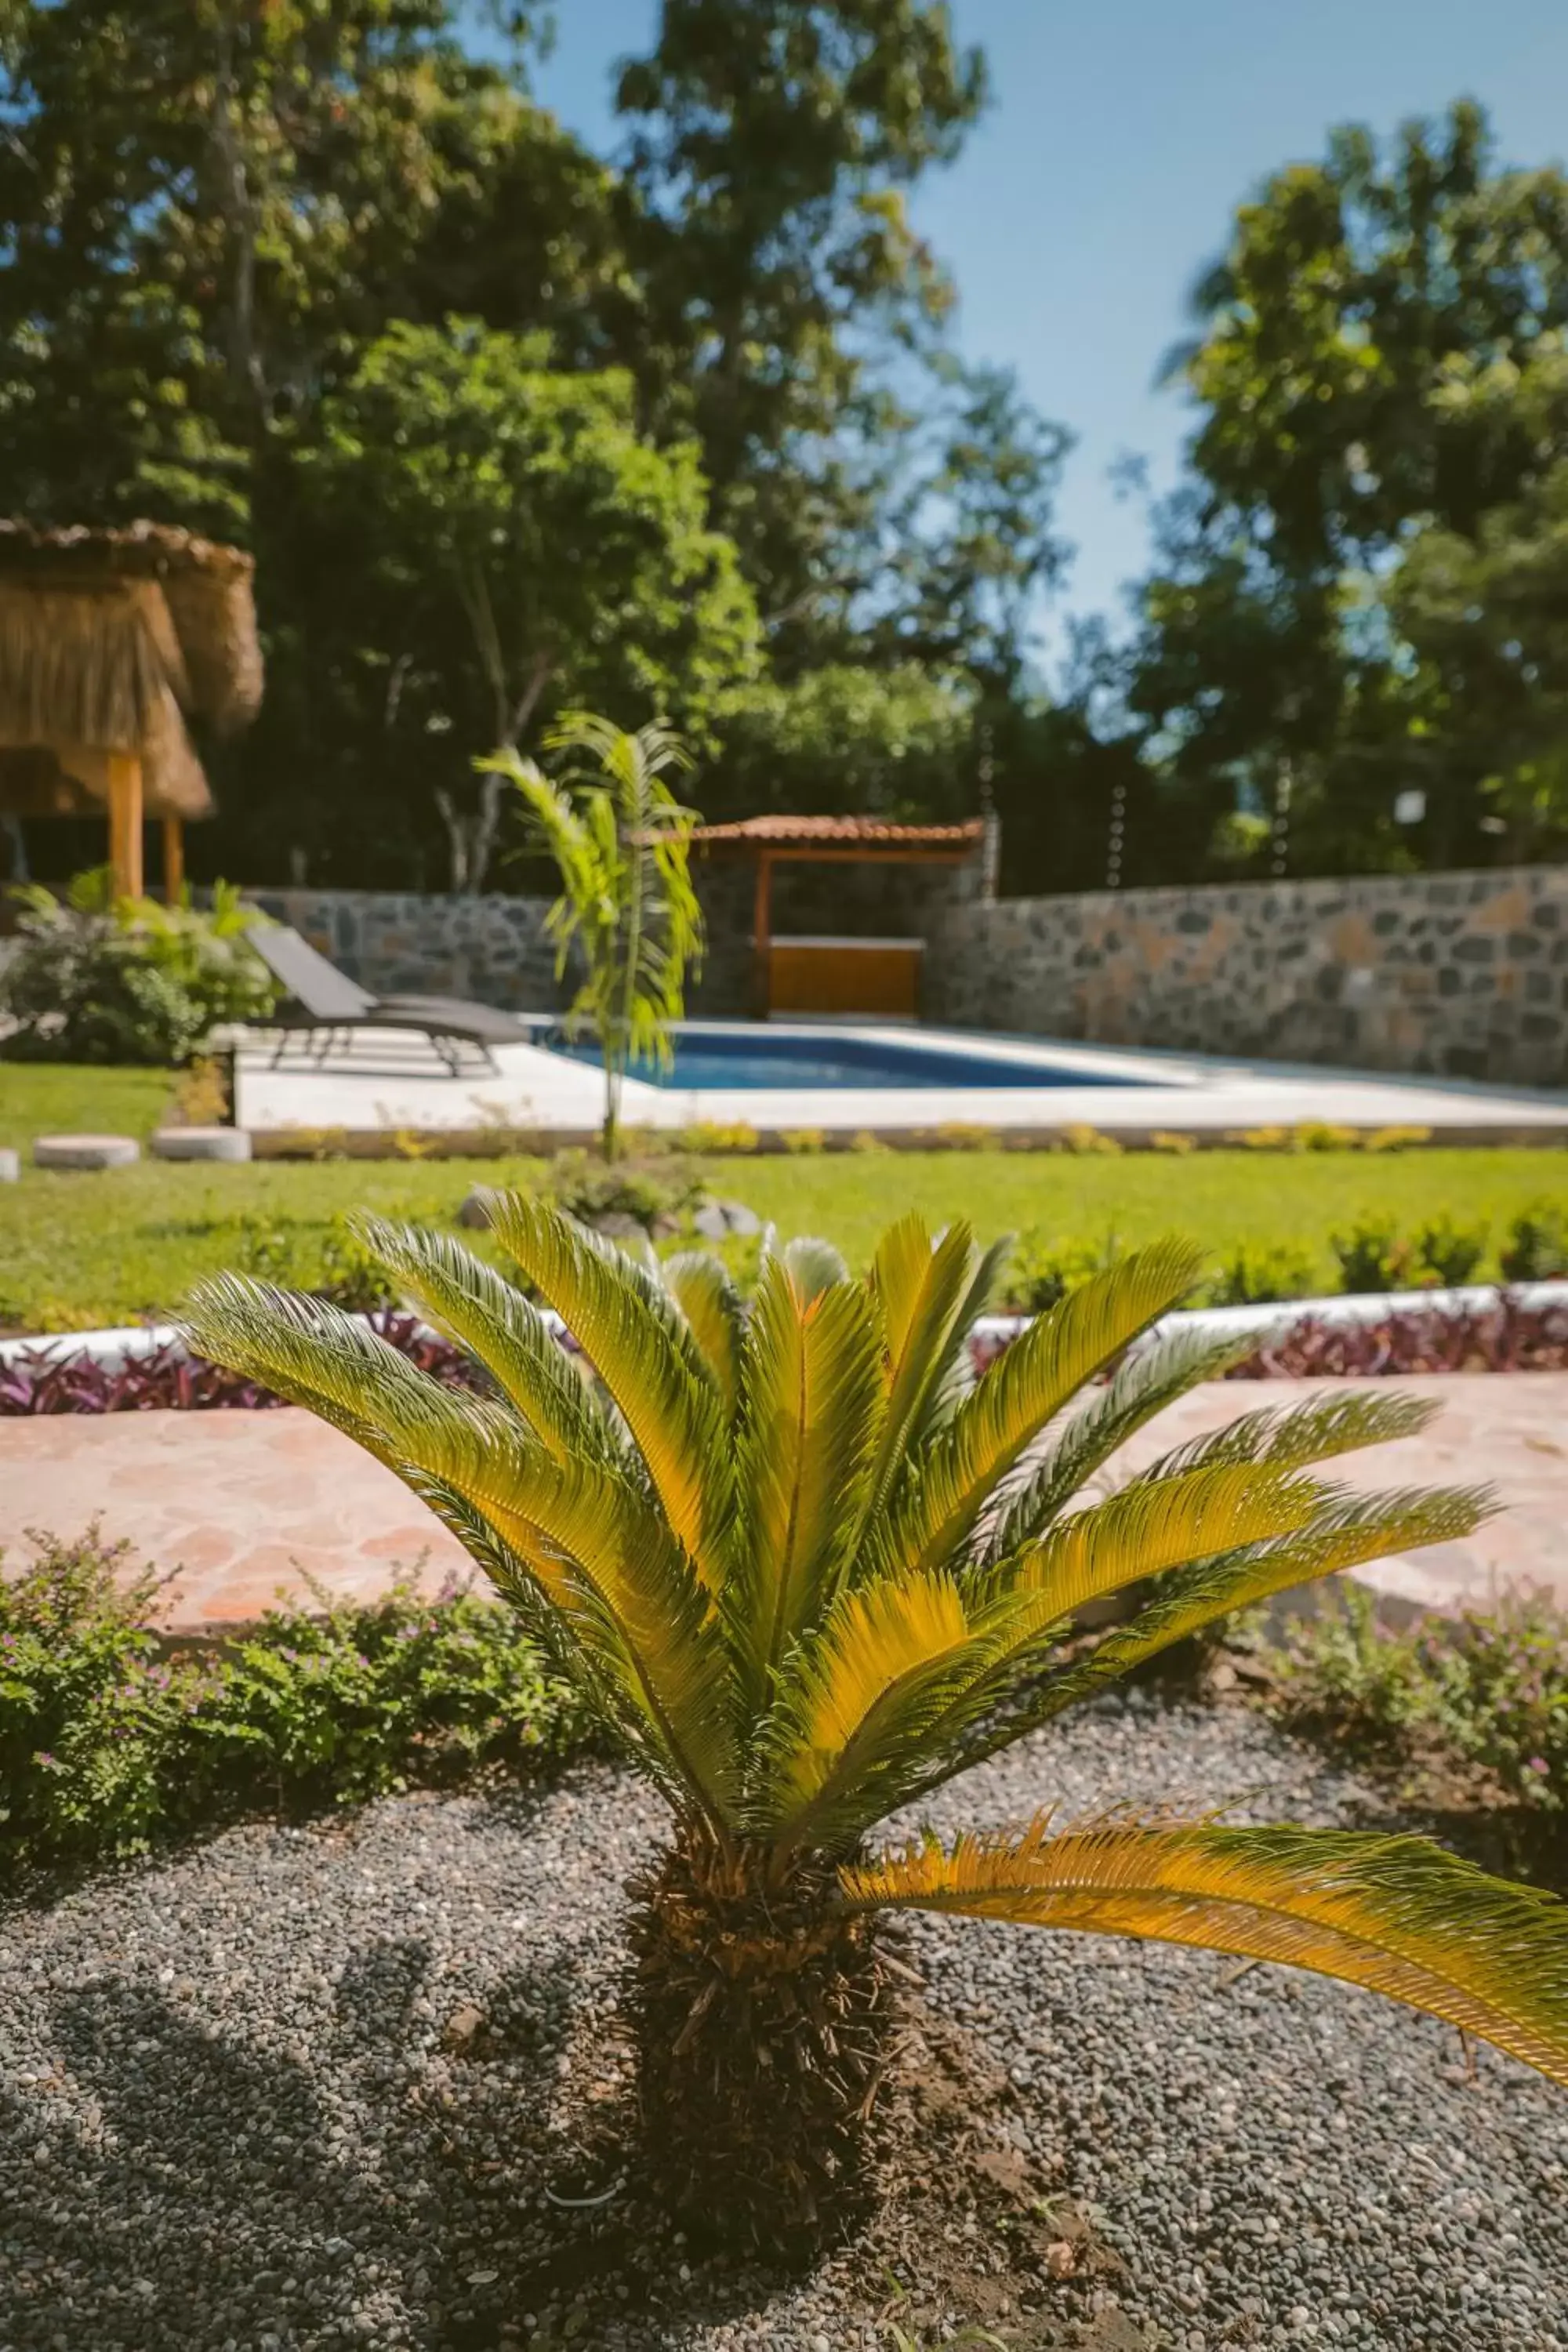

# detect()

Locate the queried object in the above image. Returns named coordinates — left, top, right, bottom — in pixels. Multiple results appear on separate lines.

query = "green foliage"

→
left=546, top=1150, right=703, bottom=1232
left=1332, top=1214, right=1489, bottom=1293
left=308, top=324, right=760, bottom=889
left=0, top=870, right=276, bottom=1065
left=1127, top=99, right=1568, bottom=874
left=494, top=714, right=706, bottom=1158
left=0, top=1527, right=583, bottom=1872
left=1501, top=1201, right=1568, bottom=1282
left=1267, top=1581, right=1568, bottom=1816
left=1004, top=1230, right=1118, bottom=1313
left=710, top=664, right=975, bottom=823
left=1208, top=1241, right=1318, bottom=1306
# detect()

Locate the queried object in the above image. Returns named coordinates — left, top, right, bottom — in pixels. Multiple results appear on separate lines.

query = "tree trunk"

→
left=434, top=770, right=505, bottom=896
left=623, top=1833, right=898, bottom=2254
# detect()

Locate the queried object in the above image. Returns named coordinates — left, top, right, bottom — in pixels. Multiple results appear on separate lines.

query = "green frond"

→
left=981, top=1461, right=1325, bottom=1630
left=1127, top=1388, right=1442, bottom=1489
left=488, top=1193, right=735, bottom=1595
left=862, top=1217, right=985, bottom=1525
left=877, top=1238, right=1206, bottom=1580
left=731, top=1250, right=884, bottom=1708
left=755, top=1567, right=989, bottom=1848
left=954, top=1484, right=1495, bottom=1775
left=659, top=1249, right=745, bottom=1417
left=843, top=1816, right=1568, bottom=2088
left=349, top=1214, right=612, bottom=1465
left=983, top=1319, right=1256, bottom=1560
left=183, top=1274, right=739, bottom=1826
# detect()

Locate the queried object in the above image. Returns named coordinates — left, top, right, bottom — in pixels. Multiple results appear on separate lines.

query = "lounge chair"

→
left=247, top=923, right=536, bottom=1075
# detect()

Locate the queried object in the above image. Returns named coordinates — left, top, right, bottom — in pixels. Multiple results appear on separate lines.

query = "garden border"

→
left=6, top=1279, right=1568, bottom=1377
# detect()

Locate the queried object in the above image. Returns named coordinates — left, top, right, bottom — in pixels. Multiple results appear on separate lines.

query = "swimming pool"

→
left=543, top=1027, right=1156, bottom=1091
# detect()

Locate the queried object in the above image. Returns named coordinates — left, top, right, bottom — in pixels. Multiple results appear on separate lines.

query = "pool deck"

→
left=234, top=1020, right=1568, bottom=1146
left=3, top=1373, right=1561, bottom=1632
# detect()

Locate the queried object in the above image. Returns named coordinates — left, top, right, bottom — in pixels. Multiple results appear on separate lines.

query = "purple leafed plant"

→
left=1225, top=1298, right=1568, bottom=1377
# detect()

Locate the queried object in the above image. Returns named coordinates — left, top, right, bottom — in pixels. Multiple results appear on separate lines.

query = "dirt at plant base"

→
left=480, top=1988, right=1148, bottom=2351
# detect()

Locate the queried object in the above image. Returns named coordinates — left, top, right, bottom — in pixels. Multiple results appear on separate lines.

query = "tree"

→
left=489, top=715, right=703, bottom=1160
left=1127, top=99, right=1568, bottom=875
left=187, top=1207, right=1568, bottom=2253
left=1383, top=335, right=1568, bottom=859
left=306, top=321, right=760, bottom=891
left=616, top=0, right=988, bottom=651
left=709, top=662, right=975, bottom=822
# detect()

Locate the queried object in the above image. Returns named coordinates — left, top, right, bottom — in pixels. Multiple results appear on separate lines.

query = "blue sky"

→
left=524, top=1, right=1568, bottom=661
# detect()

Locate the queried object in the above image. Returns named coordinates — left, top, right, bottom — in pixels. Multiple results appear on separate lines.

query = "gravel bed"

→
left=1, top=1697, right=1564, bottom=2352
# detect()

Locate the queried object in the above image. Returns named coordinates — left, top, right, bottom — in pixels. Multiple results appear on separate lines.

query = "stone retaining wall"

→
left=925, top=865, right=1568, bottom=1087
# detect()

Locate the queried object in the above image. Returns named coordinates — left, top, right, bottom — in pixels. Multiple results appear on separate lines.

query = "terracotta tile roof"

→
left=692, top=815, right=986, bottom=850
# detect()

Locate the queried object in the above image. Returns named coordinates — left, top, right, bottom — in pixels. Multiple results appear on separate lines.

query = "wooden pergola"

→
left=0, top=521, right=263, bottom=900
left=691, top=814, right=988, bottom=1018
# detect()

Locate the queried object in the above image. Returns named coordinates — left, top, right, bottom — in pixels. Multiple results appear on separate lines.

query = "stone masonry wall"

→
left=252, top=890, right=565, bottom=1011
left=924, top=865, right=1568, bottom=1087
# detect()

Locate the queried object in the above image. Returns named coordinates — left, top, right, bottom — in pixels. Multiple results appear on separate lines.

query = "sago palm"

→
left=184, top=1205, right=1568, bottom=2249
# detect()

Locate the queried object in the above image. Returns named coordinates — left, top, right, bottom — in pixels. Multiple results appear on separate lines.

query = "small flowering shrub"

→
left=0, top=1529, right=584, bottom=1872
left=1265, top=1581, right=1568, bottom=1815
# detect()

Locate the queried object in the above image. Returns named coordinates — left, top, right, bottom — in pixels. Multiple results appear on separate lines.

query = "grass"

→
left=0, top=1067, right=1563, bottom=1330
left=0, top=1062, right=176, bottom=1149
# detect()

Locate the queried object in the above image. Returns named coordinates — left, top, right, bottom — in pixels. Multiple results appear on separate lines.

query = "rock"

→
left=0, top=1148, right=17, bottom=1182
left=590, top=1210, right=645, bottom=1240
left=456, top=1187, right=498, bottom=1230
left=32, top=1133, right=140, bottom=1171
left=441, top=2003, right=487, bottom=2055
left=151, top=1127, right=252, bottom=1163
left=691, top=1197, right=760, bottom=1240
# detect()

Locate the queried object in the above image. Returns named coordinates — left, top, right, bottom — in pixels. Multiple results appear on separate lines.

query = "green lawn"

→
left=0, top=1063, right=176, bottom=1149
left=0, top=1067, right=1563, bottom=1333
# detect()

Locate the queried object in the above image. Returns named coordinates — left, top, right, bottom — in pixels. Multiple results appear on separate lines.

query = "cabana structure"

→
left=691, top=813, right=989, bottom=1018
left=0, top=521, right=263, bottom=900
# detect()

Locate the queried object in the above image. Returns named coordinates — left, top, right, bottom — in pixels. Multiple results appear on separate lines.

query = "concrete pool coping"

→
left=229, top=1015, right=1568, bottom=1150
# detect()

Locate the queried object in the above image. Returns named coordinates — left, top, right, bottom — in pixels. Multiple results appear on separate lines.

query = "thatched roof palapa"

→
left=0, top=520, right=263, bottom=823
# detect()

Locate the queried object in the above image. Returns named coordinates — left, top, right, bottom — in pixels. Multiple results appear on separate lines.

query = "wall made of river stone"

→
left=924, top=865, right=1568, bottom=1087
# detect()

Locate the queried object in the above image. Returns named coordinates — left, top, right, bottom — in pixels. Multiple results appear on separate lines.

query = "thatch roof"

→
left=0, top=521, right=263, bottom=823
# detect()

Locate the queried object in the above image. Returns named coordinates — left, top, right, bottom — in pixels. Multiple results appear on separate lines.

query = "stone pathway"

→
left=1, top=1374, right=1563, bottom=1633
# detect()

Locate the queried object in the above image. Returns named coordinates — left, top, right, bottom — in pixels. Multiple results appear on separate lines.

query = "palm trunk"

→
left=624, top=1832, right=898, bottom=2253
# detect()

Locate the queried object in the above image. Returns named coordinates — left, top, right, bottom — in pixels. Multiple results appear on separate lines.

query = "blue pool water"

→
left=543, top=1028, right=1152, bottom=1091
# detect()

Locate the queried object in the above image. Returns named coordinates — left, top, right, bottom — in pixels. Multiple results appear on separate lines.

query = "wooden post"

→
left=752, top=850, right=774, bottom=1021
left=162, top=813, right=185, bottom=903
left=107, top=752, right=144, bottom=900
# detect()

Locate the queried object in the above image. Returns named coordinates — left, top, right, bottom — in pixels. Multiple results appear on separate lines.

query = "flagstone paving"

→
left=2, top=1372, right=1563, bottom=1634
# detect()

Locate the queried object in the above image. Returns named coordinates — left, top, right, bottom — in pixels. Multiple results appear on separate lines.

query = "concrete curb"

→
left=5, top=1281, right=1568, bottom=1375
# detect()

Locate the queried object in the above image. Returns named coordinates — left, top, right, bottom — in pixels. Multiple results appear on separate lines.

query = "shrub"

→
left=1332, top=1214, right=1488, bottom=1294
left=0, top=1527, right=583, bottom=1871
left=1004, top=1229, right=1117, bottom=1312
left=1412, top=1213, right=1488, bottom=1288
left=1501, top=1202, right=1568, bottom=1282
left=545, top=1148, right=700, bottom=1232
left=778, top=1128, right=827, bottom=1154
left=1331, top=1217, right=1415, bottom=1293
left=1207, top=1241, right=1318, bottom=1305
left=0, top=870, right=276, bottom=1065
left=1265, top=1582, right=1567, bottom=1815
left=1294, top=1121, right=1362, bottom=1152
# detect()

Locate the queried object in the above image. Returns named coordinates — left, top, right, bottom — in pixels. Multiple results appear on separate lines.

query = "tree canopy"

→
left=3, top=14, right=1566, bottom=896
